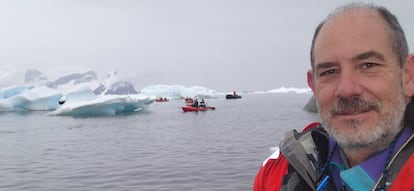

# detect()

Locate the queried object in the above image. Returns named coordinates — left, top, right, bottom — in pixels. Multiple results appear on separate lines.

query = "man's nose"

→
left=335, top=70, right=363, bottom=98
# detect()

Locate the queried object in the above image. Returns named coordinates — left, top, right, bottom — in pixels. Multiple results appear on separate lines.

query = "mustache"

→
left=331, top=97, right=379, bottom=115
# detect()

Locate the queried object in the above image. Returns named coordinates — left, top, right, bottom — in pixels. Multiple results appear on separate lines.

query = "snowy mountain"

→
left=23, top=69, right=139, bottom=96
left=92, top=71, right=139, bottom=95
left=94, top=81, right=138, bottom=95
left=46, top=71, right=98, bottom=88
left=24, top=69, right=48, bottom=85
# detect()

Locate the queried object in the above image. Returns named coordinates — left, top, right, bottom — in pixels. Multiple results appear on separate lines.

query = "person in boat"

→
left=199, top=99, right=206, bottom=107
left=254, top=3, right=414, bottom=191
left=233, top=91, right=237, bottom=96
left=192, top=99, right=199, bottom=107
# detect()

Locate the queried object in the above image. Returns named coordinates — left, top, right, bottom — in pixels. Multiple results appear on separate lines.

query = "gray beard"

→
left=321, top=95, right=406, bottom=151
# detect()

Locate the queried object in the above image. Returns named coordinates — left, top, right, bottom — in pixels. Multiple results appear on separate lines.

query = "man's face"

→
left=309, top=9, right=406, bottom=149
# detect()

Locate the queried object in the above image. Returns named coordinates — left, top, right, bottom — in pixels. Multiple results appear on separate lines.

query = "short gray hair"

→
left=310, top=3, right=408, bottom=70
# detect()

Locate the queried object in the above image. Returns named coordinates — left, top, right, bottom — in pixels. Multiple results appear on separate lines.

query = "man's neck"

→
left=341, top=134, right=398, bottom=166
left=343, top=147, right=378, bottom=166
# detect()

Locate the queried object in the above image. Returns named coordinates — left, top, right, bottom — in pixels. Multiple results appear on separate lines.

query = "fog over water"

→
left=0, top=0, right=413, bottom=92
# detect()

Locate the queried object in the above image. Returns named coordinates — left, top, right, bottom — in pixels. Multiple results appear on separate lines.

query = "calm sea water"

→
left=0, top=93, right=318, bottom=191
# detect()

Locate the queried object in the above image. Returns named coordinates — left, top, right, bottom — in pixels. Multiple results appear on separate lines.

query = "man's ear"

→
left=404, top=54, right=414, bottom=97
left=307, top=69, right=316, bottom=94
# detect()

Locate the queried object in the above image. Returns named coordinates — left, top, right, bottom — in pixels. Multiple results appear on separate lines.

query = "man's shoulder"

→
left=253, top=148, right=289, bottom=191
left=261, top=147, right=281, bottom=166
left=253, top=122, right=324, bottom=191
left=261, top=122, right=322, bottom=167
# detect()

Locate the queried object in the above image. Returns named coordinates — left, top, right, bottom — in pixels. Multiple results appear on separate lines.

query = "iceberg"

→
left=1, top=86, right=63, bottom=111
left=0, top=70, right=154, bottom=116
left=267, top=87, right=312, bottom=94
left=47, top=86, right=155, bottom=116
left=0, top=85, right=32, bottom=99
left=0, top=68, right=315, bottom=116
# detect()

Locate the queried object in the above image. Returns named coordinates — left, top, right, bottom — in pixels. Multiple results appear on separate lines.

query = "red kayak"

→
left=155, top=97, right=169, bottom=102
left=181, top=106, right=215, bottom=112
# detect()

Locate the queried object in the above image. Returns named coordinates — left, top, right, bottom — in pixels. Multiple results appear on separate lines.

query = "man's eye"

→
left=361, top=63, right=378, bottom=69
left=319, top=69, right=338, bottom=77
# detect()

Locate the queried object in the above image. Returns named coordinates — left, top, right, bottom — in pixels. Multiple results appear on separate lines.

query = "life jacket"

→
left=253, top=122, right=414, bottom=191
left=253, top=147, right=289, bottom=191
left=389, top=153, right=414, bottom=191
left=380, top=132, right=414, bottom=191
left=253, top=122, right=329, bottom=191
left=279, top=122, right=333, bottom=191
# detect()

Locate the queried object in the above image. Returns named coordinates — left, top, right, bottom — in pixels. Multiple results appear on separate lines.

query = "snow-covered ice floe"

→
left=47, top=86, right=155, bottom=116
left=0, top=86, right=62, bottom=111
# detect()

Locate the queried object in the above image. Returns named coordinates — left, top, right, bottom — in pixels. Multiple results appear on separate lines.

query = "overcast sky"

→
left=0, top=0, right=413, bottom=92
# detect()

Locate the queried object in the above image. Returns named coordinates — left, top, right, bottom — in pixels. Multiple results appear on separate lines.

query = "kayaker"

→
left=192, top=99, right=199, bottom=107
left=199, top=99, right=206, bottom=107
left=253, top=3, right=414, bottom=191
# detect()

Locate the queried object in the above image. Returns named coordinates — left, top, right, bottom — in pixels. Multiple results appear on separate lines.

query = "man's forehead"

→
left=313, top=8, right=392, bottom=61
left=322, top=8, right=382, bottom=33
